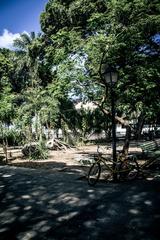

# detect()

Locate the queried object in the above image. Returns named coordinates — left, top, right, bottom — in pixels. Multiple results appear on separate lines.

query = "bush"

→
left=0, top=128, right=24, bottom=146
left=22, top=140, right=48, bottom=160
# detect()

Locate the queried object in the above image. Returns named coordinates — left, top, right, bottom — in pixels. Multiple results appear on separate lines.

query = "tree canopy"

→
left=0, top=0, right=160, bottom=154
left=40, top=0, right=160, bottom=125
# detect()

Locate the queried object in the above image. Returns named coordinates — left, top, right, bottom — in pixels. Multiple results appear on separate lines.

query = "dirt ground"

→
left=0, top=142, right=158, bottom=181
left=0, top=142, right=142, bottom=170
left=0, top=145, right=98, bottom=175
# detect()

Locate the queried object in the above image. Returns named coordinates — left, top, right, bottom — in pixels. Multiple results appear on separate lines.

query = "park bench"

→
left=139, top=139, right=160, bottom=168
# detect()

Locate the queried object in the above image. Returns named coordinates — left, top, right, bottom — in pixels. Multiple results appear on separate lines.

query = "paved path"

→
left=0, top=165, right=160, bottom=240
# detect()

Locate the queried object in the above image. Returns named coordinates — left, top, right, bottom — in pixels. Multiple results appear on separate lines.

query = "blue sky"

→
left=0, top=0, right=48, bottom=48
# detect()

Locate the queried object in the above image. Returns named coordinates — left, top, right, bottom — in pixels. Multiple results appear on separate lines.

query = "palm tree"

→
left=13, top=32, right=42, bottom=87
left=13, top=32, right=44, bottom=143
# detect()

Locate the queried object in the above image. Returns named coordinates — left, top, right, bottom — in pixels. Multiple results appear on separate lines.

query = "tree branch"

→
left=93, top=101, right=134, bottom=130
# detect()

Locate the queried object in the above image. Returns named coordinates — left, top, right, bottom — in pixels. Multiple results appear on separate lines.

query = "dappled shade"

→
left=0, top=166, right=160, bottom=239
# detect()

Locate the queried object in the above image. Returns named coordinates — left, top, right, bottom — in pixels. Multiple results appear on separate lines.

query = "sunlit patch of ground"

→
left=0, top=143, right=160, bottom=181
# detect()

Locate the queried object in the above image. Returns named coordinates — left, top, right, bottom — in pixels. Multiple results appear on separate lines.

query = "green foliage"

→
left=29, top=140, right=48, bottom=160
left=0, top=49, right=14, bottom=89
left=0, top=0, right=160, bottom=153
left=40, top=0, right=160, bottom=133
left=0, top=128, right=24, bottom=146
left=41, top=0, right=107, bottom=35
left=0, top=86, right=15, bottom=124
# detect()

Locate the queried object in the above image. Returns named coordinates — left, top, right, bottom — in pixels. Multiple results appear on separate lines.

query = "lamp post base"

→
left=113, top=172, right=118, bottom=182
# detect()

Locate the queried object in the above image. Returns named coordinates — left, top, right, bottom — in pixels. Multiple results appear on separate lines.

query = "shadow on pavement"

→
left=0, top=165, right=160, bottom=240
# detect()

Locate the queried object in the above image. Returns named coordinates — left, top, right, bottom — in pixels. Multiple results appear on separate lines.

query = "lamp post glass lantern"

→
left=104, top=65, right=118, bottom=181
left=104, top=66, right=118, bottom=84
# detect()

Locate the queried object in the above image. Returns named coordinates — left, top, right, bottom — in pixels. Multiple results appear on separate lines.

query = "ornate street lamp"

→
left=103, top=65, right=118, bottom=181
left=103, top=65, right=118, bottom=85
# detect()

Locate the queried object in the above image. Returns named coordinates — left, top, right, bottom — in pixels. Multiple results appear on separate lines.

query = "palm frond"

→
left=21, top=33, right=32, bottom=46
left=30, top=32, right=36, bottom=40
left=13, top=38, right=26, bottom=50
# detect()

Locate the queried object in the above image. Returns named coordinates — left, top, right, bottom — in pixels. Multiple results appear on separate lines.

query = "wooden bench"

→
left=140, top=139, right=160, bottom=156
left=139, top=139, right=160, bottom=168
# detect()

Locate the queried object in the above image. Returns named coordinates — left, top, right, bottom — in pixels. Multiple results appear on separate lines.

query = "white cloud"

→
left=0, top=29, right=20, bottom=49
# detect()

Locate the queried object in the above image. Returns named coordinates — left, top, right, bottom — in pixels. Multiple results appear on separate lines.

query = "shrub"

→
left=22, top=140, right=48, bottom=160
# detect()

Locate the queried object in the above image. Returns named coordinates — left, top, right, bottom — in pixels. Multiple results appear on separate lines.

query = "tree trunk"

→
left=122, top=126, right=131, bottom=155
left=3, top=138, right=8, bottom=163
left=0, top=123, right=8, bottom=163
left=94, top=102, right=133, bottom=130
left=135, top=113, right=145, bottom=140
left=46, top=122, right=50, bottom=140
left=35, top=111, right=38, bottom=140
left=93, top=102, right=134, bottom=156
left=39, top=113, right=43, bottom=142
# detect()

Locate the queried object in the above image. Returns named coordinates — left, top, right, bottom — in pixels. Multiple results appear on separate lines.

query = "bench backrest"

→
left=140, top=141, right=157, bottom=152
left=155, top=139, right=160, bottom=148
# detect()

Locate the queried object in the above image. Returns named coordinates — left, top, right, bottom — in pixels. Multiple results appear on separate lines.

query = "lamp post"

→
left=103, top=65, right=118, bottom=181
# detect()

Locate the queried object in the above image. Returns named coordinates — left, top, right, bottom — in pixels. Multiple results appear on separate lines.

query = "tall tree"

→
left=13, top=32, right=44, bottom=88
left=40, top=0, right=160, bottom=149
